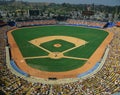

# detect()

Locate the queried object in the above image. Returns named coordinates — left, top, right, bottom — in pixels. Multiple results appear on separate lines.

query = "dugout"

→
left=48, top=77, right=57, bottom=80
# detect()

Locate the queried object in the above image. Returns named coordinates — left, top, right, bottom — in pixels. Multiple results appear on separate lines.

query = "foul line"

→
left=63, top=56, right=88, bottom=61
left=35, top=45, right=52, bottom=53
left=61, top=46, right=80, bottom=54
left=61, top=42, right=88, bottom=54
left=24, top=56, right=49, bottom=59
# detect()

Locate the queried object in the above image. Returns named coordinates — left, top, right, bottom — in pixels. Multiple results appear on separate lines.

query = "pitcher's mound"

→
left=54, top=44, right=62, bottom=48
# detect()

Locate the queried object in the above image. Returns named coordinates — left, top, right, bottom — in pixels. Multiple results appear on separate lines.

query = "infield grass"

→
left=40, top=39, right=75, bottom=52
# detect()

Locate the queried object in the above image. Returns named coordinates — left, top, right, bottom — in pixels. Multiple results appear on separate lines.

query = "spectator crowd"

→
left=16, top=20, right=56, bottom=27
left=67, top=19, right=106, bottom=28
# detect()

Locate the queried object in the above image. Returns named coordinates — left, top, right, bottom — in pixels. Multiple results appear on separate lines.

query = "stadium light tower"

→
left=91, top=0, right=94, bottom=12
left=114, top=7, right=118, bottom=22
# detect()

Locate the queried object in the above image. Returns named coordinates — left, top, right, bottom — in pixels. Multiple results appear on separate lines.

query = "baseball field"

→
left=11, top=25, right=108, bottom=72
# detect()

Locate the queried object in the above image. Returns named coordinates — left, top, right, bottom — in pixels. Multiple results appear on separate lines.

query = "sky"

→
left=20, top=0, right=120, bottom=6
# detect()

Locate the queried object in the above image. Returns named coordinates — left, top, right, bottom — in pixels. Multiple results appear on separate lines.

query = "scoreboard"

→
left=82, top=11, right=94, bottom=16
left=29, top=10, right=40, bottom=16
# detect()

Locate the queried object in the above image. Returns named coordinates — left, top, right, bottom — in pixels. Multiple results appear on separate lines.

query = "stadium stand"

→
left=16, top=19, right=57, bottom=27
left=7, top=21, right=16, bottom=27
left=0, top=20, right=7, bottom=27
left=106, top=22, right=115, bottom=28
left=67, top=19, right=107, bottom=28
left=0, top=21, right=120, bottom=95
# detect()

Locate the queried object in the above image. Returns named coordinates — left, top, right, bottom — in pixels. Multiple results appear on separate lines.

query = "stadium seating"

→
left=0, top=20, right=7, bottom=27
left=16, top=19, right=57, bottom=27
left=67, top=19, right=106, bottom=28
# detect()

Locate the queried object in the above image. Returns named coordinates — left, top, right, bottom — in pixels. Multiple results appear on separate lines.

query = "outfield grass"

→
left=12, top=25, right=108, bottom=72
left=26, top=58, right=86, bottom=72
